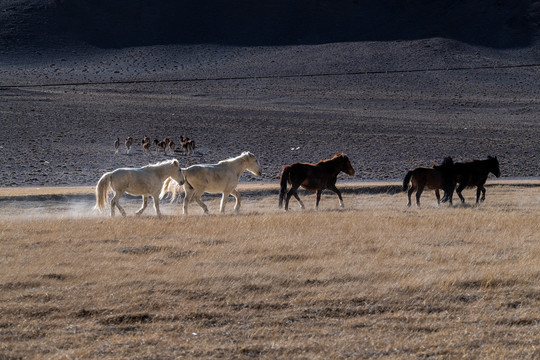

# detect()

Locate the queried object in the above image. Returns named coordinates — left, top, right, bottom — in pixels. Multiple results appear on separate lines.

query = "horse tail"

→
left=159, top=176, right=181, bottom=202
left=95, top=172, right=112, bottom=211
left=159, top=177, right=173, bottom=200
left=403, top=170, right=413, bottom=191
left=278, top=165, right=291, bottom=208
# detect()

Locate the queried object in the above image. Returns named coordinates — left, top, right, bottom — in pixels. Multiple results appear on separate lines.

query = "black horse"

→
left=443, top=156, right=501, bottom=204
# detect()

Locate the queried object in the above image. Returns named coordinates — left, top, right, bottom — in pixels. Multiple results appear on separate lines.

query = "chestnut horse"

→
left=403, top=157, right=454, bottom=207
left=279, top=153, right=355, bottom=211
left=444, top=156, right=501, bottom=204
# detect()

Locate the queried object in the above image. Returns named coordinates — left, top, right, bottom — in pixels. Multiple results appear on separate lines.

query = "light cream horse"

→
left=95, top=159, right=184, bottom=218
left=160, top=152, right=262, bottom=214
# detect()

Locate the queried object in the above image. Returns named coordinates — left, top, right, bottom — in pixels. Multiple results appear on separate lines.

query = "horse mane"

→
left=143, top=159, right=179, bottom=169
left=318, top=153, right=347, bottom=164
left=218, top=152, right=252, bottom=164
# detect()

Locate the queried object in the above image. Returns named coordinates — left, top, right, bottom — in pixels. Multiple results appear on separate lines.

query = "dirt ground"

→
left=0, top=0, right=540, bottom=187
left=1, top=30, right=539, bottom=188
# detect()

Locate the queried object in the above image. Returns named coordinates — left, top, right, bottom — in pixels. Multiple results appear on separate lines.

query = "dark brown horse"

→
left=444, top=156, right=501, bottom=204
left=279, top=153, right=355, bottom=211
left=403, top=157, right=454, bottom=207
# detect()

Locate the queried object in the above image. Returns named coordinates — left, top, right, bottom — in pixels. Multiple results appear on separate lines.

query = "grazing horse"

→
left=125, top=136, right=134, bottom=154
left=278, top=153, right=355, bottom=211
left=114, top=138, right=120, bottom=154
left=160, top=152, right=262, bottom=214
left=446, top=156, right=501, bottom=204
left=403, top=157, right=454, bottom=207
left=95, top=159, right=184, bottom=218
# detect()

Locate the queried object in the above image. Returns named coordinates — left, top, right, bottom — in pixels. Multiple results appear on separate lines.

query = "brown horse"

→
left=445, top=156, right=501, bottom=204
left=403, top=157, right=454, bottom=207
left=279, top=153, right=355, bottom=211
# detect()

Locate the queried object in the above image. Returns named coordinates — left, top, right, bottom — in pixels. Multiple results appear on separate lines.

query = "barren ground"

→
left=1, top=40, right=539, bottom=187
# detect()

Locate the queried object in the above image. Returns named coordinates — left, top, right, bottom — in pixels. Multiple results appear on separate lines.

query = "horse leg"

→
left=112, top=192, right=126, bottom=217
left=193, top=193, right=209, bottom=214
left=152, top=196, right=162, bottom=218
left=445, top=184, right=454, bottom=206
left=219, top=193, right=229, bottom=213
left=231, top=189, right=241, bottom=213
left=435, top=189, right=440, bottom=206
left=110, top=198, right=116, bottom=217
left=415, top=186, right=424, bottom=207
left=136, top=196, right=149, bottom=216
left=407, top=186, right=415, bottom=207
left=292, top=192, right=305, bottom=210
left=183, top=188, right=195, bottom=215
left=285, top=184, right=301, bottom=211
left=328, top=184, right=344, bottom=208
left=476, top=186, right=486, bottom=204
left=456, top=183, right=466, bottom=203
left=315, top=190, right=322, bottom=209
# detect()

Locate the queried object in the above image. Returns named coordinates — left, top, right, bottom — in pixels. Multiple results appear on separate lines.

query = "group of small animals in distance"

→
left=115, top=136, right=195, bottom=155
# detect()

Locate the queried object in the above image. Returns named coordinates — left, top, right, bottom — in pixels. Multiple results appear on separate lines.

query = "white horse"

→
left=160, top=152, right=262, bottom=214
left=95, top=159, right=184, bottom=218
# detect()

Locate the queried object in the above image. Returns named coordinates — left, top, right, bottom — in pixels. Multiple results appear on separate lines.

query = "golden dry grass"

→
left=1, top=183, right=540, bottom=358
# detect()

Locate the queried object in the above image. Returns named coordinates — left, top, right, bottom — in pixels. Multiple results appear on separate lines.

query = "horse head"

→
left=488, top=156, right=501, bottom=177
left=441, top=156, right=454, bottom=167
left=169, top=159, right=185, bottom=185
left=338, top=153, right=355, bottom=176
left=244, top=152, right=262, bottom=176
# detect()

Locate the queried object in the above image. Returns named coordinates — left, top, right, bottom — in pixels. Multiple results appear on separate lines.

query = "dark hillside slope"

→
left=1, top=0, right=539, bottom=49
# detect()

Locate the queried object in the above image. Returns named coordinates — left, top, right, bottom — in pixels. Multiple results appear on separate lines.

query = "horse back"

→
left=410, top=167, right=444, bottom=189
left=453, top=162, right=489, bottom=187
left=111, top=168, right=161, bottom=195
left=287, top=162, right=335, bottom=190
left=184, top=163, right=237, bottom=192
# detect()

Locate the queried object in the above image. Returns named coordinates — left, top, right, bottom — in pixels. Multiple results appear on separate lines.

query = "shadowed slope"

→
left=1, top=0, right=539, bottom=49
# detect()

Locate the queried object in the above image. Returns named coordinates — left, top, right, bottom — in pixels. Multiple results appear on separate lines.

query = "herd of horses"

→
left=95, top=151, right=500, bottom=217
left=403, top=155, right=501, bottom=206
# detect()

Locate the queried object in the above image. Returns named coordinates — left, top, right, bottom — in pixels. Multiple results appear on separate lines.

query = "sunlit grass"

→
left=1, top=184, right=539, bottom=358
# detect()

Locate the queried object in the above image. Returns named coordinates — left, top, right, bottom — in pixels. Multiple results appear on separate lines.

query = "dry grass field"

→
left=1, top=183, right=540, bottom=358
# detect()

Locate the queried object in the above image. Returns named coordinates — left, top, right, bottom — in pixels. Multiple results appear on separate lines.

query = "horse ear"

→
left=173, top=159, right=179, bottom=167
